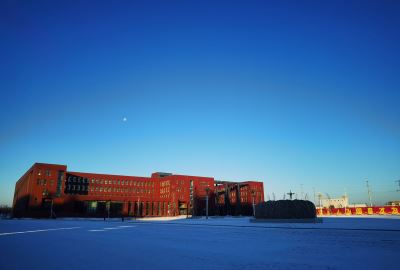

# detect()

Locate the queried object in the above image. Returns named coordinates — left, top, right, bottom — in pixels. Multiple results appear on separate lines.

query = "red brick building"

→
left=12, top=163, right=264, bottom=218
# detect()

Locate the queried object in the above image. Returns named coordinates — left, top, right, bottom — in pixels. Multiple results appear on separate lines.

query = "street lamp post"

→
left=205, top=187, right=210, bottom=219
left=136, top=197, right=140, bottom=218
left=108, top=200, right=110, bottom=219
left=50, top=199, right=53, bottom=219
left=251, top=190, right=256, bottom=217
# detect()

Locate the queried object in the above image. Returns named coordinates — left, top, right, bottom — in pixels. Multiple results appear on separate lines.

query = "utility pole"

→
left=300, top=184, right=304, bottom=200
left=396, top=180, right=400, bottom=192
left=313, top=188, right=316, bottom=205
left=366, top=180, right=372, bottom=207
left=317, top=193, right=323, bottom=208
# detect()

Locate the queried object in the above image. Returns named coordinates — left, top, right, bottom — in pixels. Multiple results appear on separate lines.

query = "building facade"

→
left=319, top=195, right=367, bottom=209
left=13, top=163, right=264, bottom=218
left=320, top=196, right=349, bottom=209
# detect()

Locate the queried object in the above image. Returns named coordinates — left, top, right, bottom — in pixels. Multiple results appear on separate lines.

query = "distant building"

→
left=387, top=201, right=400, bottom=206
left=13, top=163, right=264, bottom=218
left=320, top=195, right=367, bottom=208
left=321, top=196, right=349, bottom=208
left=347, top=203, right=367, bottom=208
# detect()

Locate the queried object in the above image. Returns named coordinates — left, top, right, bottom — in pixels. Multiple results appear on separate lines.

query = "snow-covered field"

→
left=0, top=216, right=399, bottom=270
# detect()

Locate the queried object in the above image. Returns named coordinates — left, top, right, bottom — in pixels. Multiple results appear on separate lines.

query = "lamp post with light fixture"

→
left=205, top=187, right=210, bottom=219
left=251, top=190, right=256, bottom=217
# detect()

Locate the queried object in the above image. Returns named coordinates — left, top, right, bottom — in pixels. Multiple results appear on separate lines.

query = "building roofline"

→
left=33, top=162, right=67, bottom=167
left=16, top=163, right=67, bottom=185
left=67, top=171, right=150, bottom=179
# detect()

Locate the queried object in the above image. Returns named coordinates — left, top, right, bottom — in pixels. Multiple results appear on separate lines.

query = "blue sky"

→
left=1, top=0, right=399, bottom=206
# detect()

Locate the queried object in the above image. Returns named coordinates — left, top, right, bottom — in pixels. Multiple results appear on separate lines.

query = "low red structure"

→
left=317, top=206, right=400, bottom=216
left=12, top=163, right=264, bottom=218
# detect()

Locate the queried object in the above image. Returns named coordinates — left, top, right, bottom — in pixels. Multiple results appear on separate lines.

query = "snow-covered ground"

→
left=0, top=217, right=399, bottom=270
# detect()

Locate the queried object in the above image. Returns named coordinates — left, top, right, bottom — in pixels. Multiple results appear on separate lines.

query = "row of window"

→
left=67, top=176, right=155, bottom=187
left=88, top=193, right=153, bottom=198
left=199, top=181, right=210, bottom=187
left=67, top=176, right=89, bottom=184
left=38, top=170, right=52, bottom=176
left=65, top=185, right=154, bottom=194
left=241, top=185, right=262, bottom=191
left=66, top=185, right=89, bottom=192
left=241, top=197, right=250, bottom=203
left=160, top=181, right=170, bottom=187
left=160, top=187, right=170, bottom=194
left=240, top=191, right=261, bottom=197
left=37, top=179, right=54, bottom=186
left=160, top=180, right=186, bottom=187
left=231, top=191, right=262, bottom=198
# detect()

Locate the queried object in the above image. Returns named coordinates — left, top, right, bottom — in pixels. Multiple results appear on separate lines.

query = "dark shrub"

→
left=255, top=200, right=316, bottom=219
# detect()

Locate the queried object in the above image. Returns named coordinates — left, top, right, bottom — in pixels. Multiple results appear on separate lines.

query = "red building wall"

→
left=13, top=163, right=265, bottom=218
left=13, top=163, right=67, bottom=216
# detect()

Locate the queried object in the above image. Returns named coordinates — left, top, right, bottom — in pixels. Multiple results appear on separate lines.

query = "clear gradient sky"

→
left=1, top=0, right=399, bottom=206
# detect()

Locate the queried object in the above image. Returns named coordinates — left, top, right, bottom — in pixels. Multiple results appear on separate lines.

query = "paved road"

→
left=0, top=219, right=399, bottom=270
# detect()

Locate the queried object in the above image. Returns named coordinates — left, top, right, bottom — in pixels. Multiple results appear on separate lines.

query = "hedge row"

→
left=255, top=200, right=316, bottom=219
